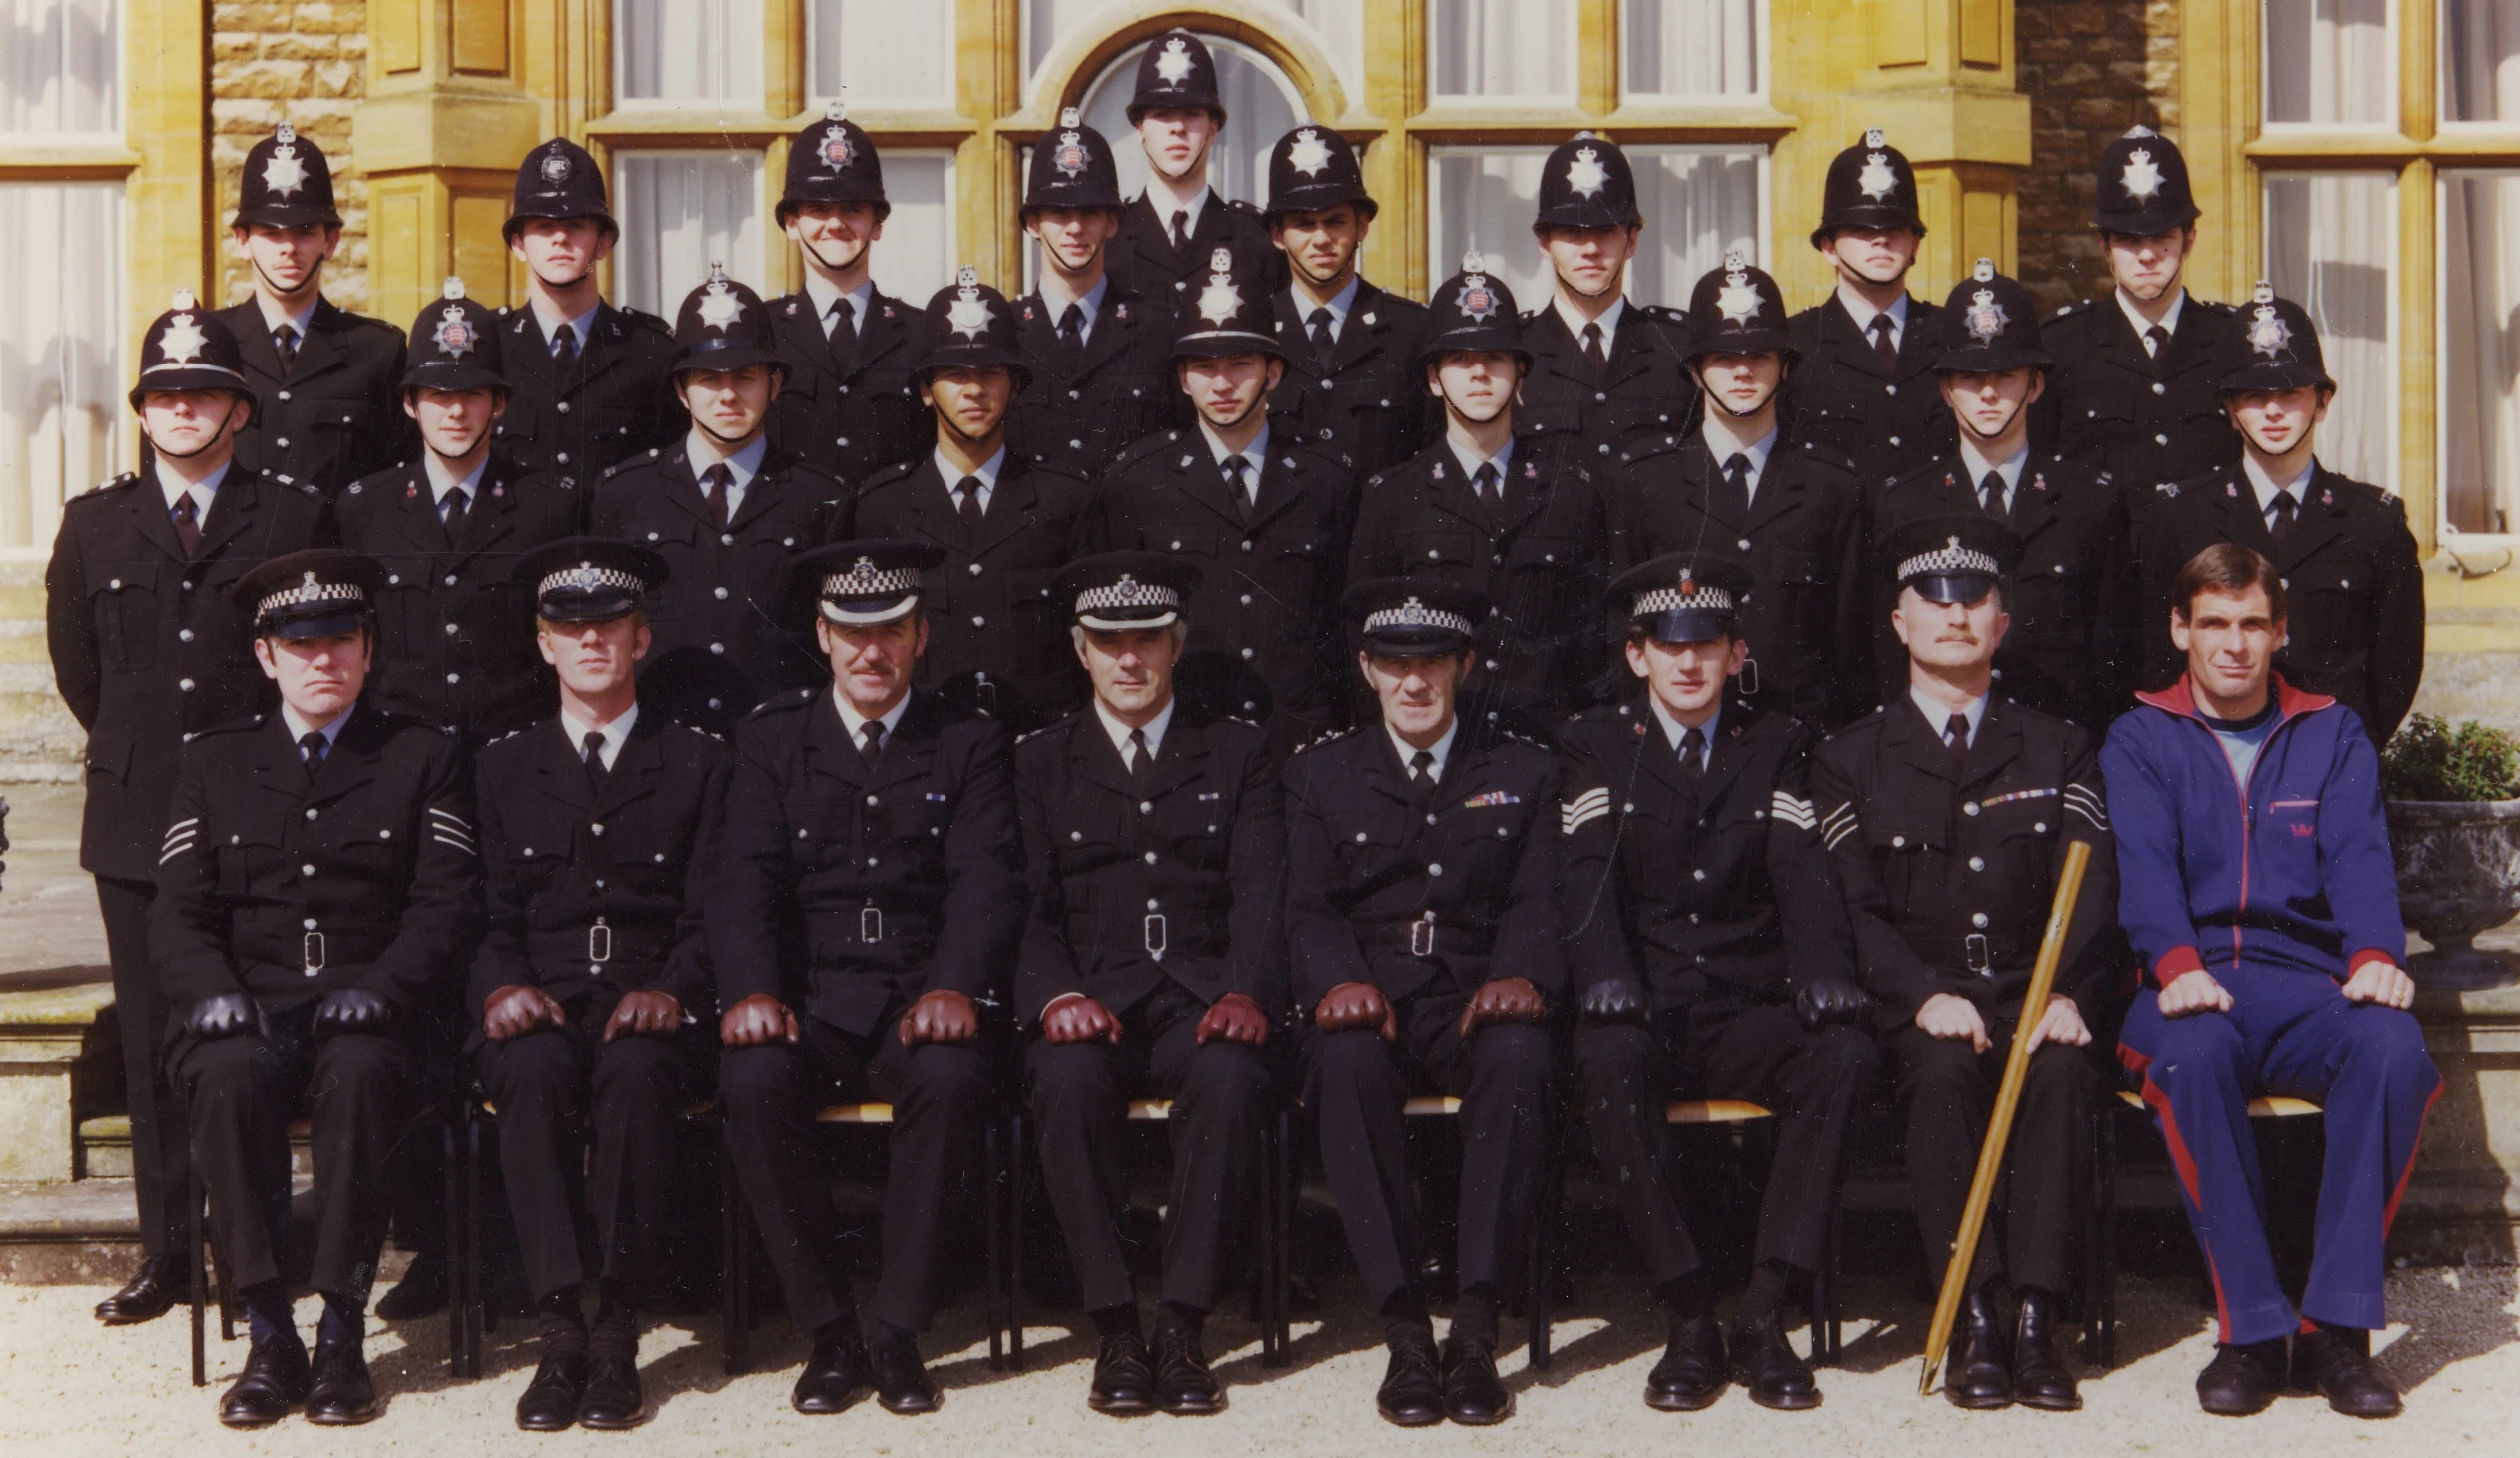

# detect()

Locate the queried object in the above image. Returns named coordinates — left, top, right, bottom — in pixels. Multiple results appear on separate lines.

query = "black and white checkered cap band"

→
left=258, top=577, right=366, bottom=618
left=1074, top=577, right=1179, bottom=615
left=1633, top=583, right=1733, bottom=616
left=1364, top=601, right=1474, bottom=637
left=821, top=561, right=924, bottom=599
left=1897, top=541, right=2001, bottom=582
left=539, top=563, right=646, bottom=597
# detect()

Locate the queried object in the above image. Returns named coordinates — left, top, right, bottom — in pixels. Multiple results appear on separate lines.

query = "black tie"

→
left=582, top=730, right=608, bottom=792
left=1979, top=470, right=2008, bottom=524
left=955, top=475, right=986, bottom=539
left=859, top=719, right=885, bottom=772
left=1057, top=303, right=1085, bottom=359
left=272, top=323, right=299, bottom=374
left=1472, top=462, right=1499, bottom=502
left=2143, top=324, right=2170, bottom=360
left=1580, top=321, right=1607, bottom=379
left=2269, top=491, right=2299, bottom=550
left=1677, top=725, right=1706, bottom=780
left=171, top=493, right=202, bottom=555
left=1720, top=453, right=1753, bottom=519
left=551, top=322, right=579, bottom=376
left=699, top=463, right=732, bottom=528
left=1170, top=210, right=1191, bottom=253
left=1222, top=457, right=1253, bottom=524
left=300, top=730, right=328, bottom=780
left=1869, top=314, right=1899, bottom=371
left=1408, top=749, right=1436, bottom=789
left=1128, top=728, right=1152, bottom=785
left=1308, top=307, right=1336, bottom=361
left=441, top=485, right=470, bottom=546
left=1945, top=713, right=1971, bottom=769
left=826, top=296, right=858, bottom=368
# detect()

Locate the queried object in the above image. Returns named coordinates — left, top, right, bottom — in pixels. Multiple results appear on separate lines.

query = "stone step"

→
left=79, top=1114, right=316, bottom=1181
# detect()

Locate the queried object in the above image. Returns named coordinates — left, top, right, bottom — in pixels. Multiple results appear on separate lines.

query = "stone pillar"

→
left=213, top=1, right=376, bottom=312
left=0, top=985, right=114, bottom=1185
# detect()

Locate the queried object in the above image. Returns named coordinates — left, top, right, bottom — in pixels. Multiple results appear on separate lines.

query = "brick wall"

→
left=212, top=1, right=371, bottom=314
left=2017, top=0, right=2183, bottom=315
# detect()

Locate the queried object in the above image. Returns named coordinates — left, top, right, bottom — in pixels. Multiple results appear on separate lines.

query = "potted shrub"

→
left=2382, top=714, right=2520, bottom=989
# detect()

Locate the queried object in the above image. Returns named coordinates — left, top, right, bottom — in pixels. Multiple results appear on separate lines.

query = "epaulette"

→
left=668, top=720, right=726, bottom=741
left=1224, top=715, right=1261, bottom=730
left=1012, top=724, right=1056, bottom=745
left=854, top=458, right=920, bottom=492
left=1292, top=725, right=1359, bottom=755
left=618, top=306, right=674, bottom=333
left=1108, top=431, right=1181, bottom=470
left=749, top=688, right=819, bottom=719
left=1819, top=708, right=1889, bottom=744
left=1226, top=198, right=1262, bottom=218
left=1639, top=303, right=1687, bottom=324
left=497, top=305, right=511, bottom=316
left=1519, top=308, right=1541, bottom=324
left=1618, top=434, right=1684, bottom=466
left=192, top=711, right=270, bottom=742
left=2190, top=297, right=2235, bottom=315
left=72, top=471, right=141, bottom=501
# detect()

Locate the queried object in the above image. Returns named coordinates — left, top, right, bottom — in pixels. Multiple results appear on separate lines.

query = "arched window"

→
left=1073, top=34, right=1313, bottom=207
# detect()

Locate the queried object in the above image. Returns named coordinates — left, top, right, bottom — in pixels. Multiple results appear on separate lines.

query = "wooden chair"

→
left=1662, top=1098, right=1844, bottom=1362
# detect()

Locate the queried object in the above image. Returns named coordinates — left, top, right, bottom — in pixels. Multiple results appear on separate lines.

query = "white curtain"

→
left=1, top=0, right=118, bottom=134
left=2443, top=0, right=2520, bottom=123
left=616, top=153, right=765, bottom=317
left=2261, top=0, right=2389, bottom=126
left=862, top=152, right=955, bottom=307
left=2262, top=173, right=2392, bottom=486
left=1429, top=147, right=1760, bottom=315
left=2444, top=174, right=2520, bottom=536
left=1430, top=0, right=1574, bottom=100
left=615, top=0, right=764, bottom=107
left=0, top=183, right=122, bottom=550
left=1027, top=1, right=1363, bottom=101
left=1077, top=37, right=1309, bottom=206
left=1623, top=0, right=1759, bottom=98
left=811, top=0, right=952, bottom=106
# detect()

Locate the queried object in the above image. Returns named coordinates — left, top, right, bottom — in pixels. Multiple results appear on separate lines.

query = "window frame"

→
left=1425, top=0, right=1583, bottom=105
left=1615, top=0, right=1768, bottom=105
left=2258, top=0, right=2400, bottom=135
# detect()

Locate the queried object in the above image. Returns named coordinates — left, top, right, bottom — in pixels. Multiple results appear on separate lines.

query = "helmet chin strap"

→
left=692, top=411, right=761, bottom=449
left=802, top=232, right=867, bottom=277
left=1696, top=370, right=1774, bottom=421
left=1442, top=391, right=1512, bottom=430
left=250, top=250, right=325, bottom=307
left=941, top=407, right=1004, bottom=449
left=1957, top=401, right=2022, bottom=444
left=149, top=407, right=241, bottom=461
left=1204, top=390, right=1267, bottom=434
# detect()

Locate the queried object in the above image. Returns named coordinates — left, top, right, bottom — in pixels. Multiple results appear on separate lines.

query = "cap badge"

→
left=1715, top=250, right=1762, bottom=325
left=1964, top=288, right=2008, bottom=344
left=262, top=124, right=309, bottom=198
left=1196, top=251, right=1244, bottom=326
left=820, top=124, right=856, bottom=172
left=540, top=147, right=572, bottom=184
left=1053, top=126, right=1090, bottom=178
left=2247, top=305, right=2292, bottom=359
left=2120, top=147, right=2163, bottom=203
left=1567, top=145, right=1608, bottom=200
left=1458, top=273, right=1498, bottom=322
left=1287, top=128, right=1332, bottom=178
left=696, top=264, right=745, bottom=330
left=1155, top=36, right=1194, bottom=86
left=1857, top=152, right=1898, bottom=202
left=432, top=305, right=478, bottom=358
left=946, top=264, right=992, bottom=339
left=159, top=313, right=209, bottom=365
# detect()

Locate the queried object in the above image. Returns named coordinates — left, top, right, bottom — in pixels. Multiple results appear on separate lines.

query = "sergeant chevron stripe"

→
left=2064, top=782, right=2109, bottom=831
left=1821, top=801, right=1860, bottom=851
left=1561, top=786, right=1611, bottom=835
left=1770, top=791, right=1817, bottom=829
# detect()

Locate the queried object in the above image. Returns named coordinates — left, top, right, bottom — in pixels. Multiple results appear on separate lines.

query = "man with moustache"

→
left=1104, top=29, right=1287, bottom=305
left=1785, top=128, right=1952, bottom=490
left=48, top=296, right=330, bottom=1328
left=215, top=123, right=410, bottom=494
left=766, top=103, right=931, bottom=486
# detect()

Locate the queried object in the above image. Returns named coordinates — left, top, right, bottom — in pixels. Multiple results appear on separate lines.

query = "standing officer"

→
left=1516, top=133, right=1695, bottom=468
left=591, top=266, right=846, bottom=733
left=48, top=296, right=329, bottom=1327
left=1262, top=124, right=1435, bottom=478
left=766, top=103, right=931, bottom=486
left=1105, top=29, right=1286, bottom=305
left=472, top=538, right=730, bottom=1433
left=711, top=540, right=1023, bottom=1417
left=2034, top=126, right=2243, bottom=489
left=1615, top=254, right=1870, bottom=727
left=1873, top=261, right=2139, bottom=730
left=1288, top=579, right=1562, bottom=1428
left=217, top=123, right=410, bottom=495
left=337, top=278, right=580, bottom=741
left=1811, top=516, right=2118, bottom=1413
left=1561, top=555, right=1877, bottom=1414
left=1016, top=552, right=1282, bottom=1417
left=850, top=268, right=1097, bottom=731
left=1349, top=255, right=1609, bottom=740
left=1010, top=108, right=1185, bottom=481
left=2131, top=287, right=2422, bottom=745
left=154, top=548, right=482, bottom=1426
left=1095, top=248, right=1357, bottom=747
left=1785, top=128, right=1952, bottom=490
left=495, top=138, right=683, bottom=490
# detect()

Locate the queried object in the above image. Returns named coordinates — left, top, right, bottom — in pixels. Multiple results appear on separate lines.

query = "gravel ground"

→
left=1, top=1265, right=2512, bottom=1456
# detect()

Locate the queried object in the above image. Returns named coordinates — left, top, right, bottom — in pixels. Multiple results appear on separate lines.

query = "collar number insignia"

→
left=432, top=306, right=477, bottom=358
left=818, top=125, right=854, bottom=172
left=1857, top=151, right=1898, bottom=201
left=947, top=265, right=991, bottom=339
left=160, top=313, right=209, bottom=364
left=1155, top=37, right=1194, bottom=86
left=1567, top=145, right=1609, bottom=200
left=1715, top=251, right=1762, bottom=325
left=2121, top=148, right=2164, bottom=202
left=263, top=123, right=309, bottom=198
left=1287, top=129, right=1332, bottom=178
left=1965, top=288, right=2008, bottom=344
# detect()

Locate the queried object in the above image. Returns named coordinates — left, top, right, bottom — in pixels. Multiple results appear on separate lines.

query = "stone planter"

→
left=2387, top=798, right=2520, bottom=990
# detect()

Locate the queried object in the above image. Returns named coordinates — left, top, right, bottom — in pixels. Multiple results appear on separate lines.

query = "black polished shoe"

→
left=1943, top=1291, right=2013, bottom=1410
left=1439, top=1333, right=1512, bottom=1425
left=1376, top=1327, right=1444, bottom=1428
left=790, top=1331, right=870, bottom=1415
left=96, top=1255, right=185, bottom=1325
left=2196, top=1339, right=2288, bottom=1417
left=1645, top=1312, right=1727, bottom=1411
left=579, top=1353, right=646, bottom=1429
left=514, top=1348, right=587, bottom=1432
left=373, top=1258, right=449, bottom=1321
left=2011, top=1288, right=2081, bottom=1412
left=217, top=1335, right=311, bottom=1427
left=1730, top=1313, right=1820, bottom=1411
left=871, top=1329, right=941, bottom=1414
left=1087, top=1331, right=1156, bottom=1414
left=305, top=1340, right=380, bottom=1425
left=1154, top=1317, right=1225, bottom=1415
left=2292, top=1326, right=2402, bottom=1419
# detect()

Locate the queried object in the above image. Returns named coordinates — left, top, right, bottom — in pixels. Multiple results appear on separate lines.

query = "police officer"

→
left=1105, top=29, right=1287, bottom=305
left=472, top=538, right=730, bottom=1432
left=766, top=103, right=932, bottom=486
left=48, top=296, right=330, bottom=1328
left=1095, top=249, right=1357, bottom=748
left=1288, top=580, right=1562, bottom=1428
left=1010, top=107, right=1185, bottom=480
left=1785, top=128, right=1952, bottom=489
left=1614, top=254, right=1870, bottom=727
left=496, top=139, right=684, bottom=488
left=1349, top=255, right=1609, bottom=740
left=849, top=269, right=1097, bottom=731
left=2132, top=287, right=2423, bottom=745
left=1561, top=555, right=1877, bottom=1414
left=1873, top=261, right=2139, bottom=729
left=711, top=540, right=1024, bottom=1417
left=1016, top=552, right=1282, bottom=1417
left=1810, top=516, right=2118, bottom=1413
left=1516, top=133, right=1696, bottom=466
left=154, top=549, right=482, bottom=1426
left=1261, top=124, right=1435, bottom=477
left=2034, top=126, right=2243, bottom=488
left=590, top=266, right=846, bottom=733
left=337, top=278, right=580, bottom=741
left=217, top=123, right=410, bottom=494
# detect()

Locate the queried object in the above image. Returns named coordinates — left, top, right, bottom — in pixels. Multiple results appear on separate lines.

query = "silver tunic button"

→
left=971, top=616, right=985, bottom=627
left=866, top=795, right=878, bottom=806
left=1972, top=912, right=1990, bottom=928
left=2152, top=382, right=2167, bottom=395
left=444, top=622, right=458, bottom=635
left=557, top=401, right=570, bottom=413
left=710, top=642, right=724, bottom=654
left=1891, top=835, right=1905, bottom=848
left=179, top=628, right=194, bottom=642
left=1969, top=856, right=1985, bottom=871
left=305, top=808, right=318, bottom=820
left=1427, top=863, right=1443, bottom=877
left=1144, top=851, right=1158, bottom=864
left=1963, top=802, right=1979, bottom=816
left=715, top=586, right=729, bottom=599
left=300, top=863, right=315, bottom=876
left=969, top=563, right=983, bottom=575
left=179, top=678, right=195, bottom=691
left=447, top=672, right=460, bottom=683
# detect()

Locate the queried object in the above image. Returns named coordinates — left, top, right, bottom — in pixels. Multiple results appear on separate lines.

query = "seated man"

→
left=153, top=549, right=482, bottom=1427
left=470, top=538, right=731, bottom=1431
left=1286, top=579, right=1561, bottom=1428
left=710, top=538, right=1024, bottom=1416
left=2106, top=542, right=2436, bottom=1420
left=1016, top=552, right=1281, bottom=1416
left=1561, top=555, right=1876, bottom=1413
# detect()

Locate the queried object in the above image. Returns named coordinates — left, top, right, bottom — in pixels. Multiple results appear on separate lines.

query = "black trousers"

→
left=1887, top=1018, right=2097, bottom=1296
left=98, top=875, right=190, bottom=1256
left=1300, top=993, right=1556, bottom=1310
left=473, top=1002, right=702, bottom=1303
left=1574, top=998, right=1879, bottom=1284
left=1024, top=983, right=1269, bottom=1314
left=719, top=1009, right=993, bottom=1335
left=173, top=1003, right=417, bottom=1298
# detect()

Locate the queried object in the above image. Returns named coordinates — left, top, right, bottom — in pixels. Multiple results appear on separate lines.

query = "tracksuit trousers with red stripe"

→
left=2118, top=962, right=2439, bottom=1346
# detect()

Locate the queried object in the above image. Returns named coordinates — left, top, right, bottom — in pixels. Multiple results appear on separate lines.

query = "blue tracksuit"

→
left=2102, top=674, right=2438, bottom=1345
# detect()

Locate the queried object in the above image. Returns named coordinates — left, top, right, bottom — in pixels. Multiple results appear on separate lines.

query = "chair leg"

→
left=1258, top=1109, right=1282, bottom=1369
left=986, top=1115, right=1006, bottom=1372
left=2089, top=1103, right=2120, bottom=1369
left=443, top=1117, right=464, bottom=1378
left=721, top=1119, right=751, bottom=1377
left=1528, top=1109, right=1559, bottom=1372
left=1814, top=1197, right=1843, bottom=1365
left=1007, top=1109, right=1026, bottom=1372
left=190, top=1160, right=208, bottom=1387
left=463, top=1114, right=486, bottom=1377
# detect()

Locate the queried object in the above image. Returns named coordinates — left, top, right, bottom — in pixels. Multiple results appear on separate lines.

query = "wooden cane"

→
left=1915, top=837, right=2093, bottom=1397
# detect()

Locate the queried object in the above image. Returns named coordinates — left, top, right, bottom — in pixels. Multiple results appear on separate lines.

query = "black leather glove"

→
left=1794, top=977, right=1872, bottom=1031
left=1578, top=979, right=1649, bottom=1025
left=313, top=988, right=392, bottom=1036
left=186, top=991, right=256, bottom=1040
